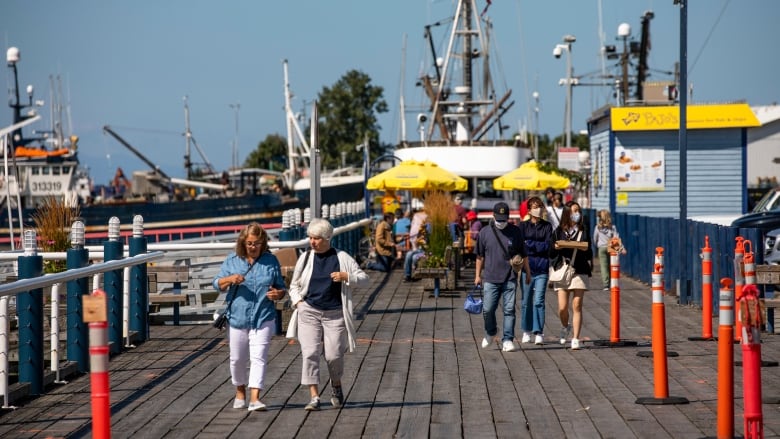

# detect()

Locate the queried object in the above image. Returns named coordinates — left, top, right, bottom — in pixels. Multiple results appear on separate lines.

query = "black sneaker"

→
left=304, top=396, right=321, bottom=411
left=331, top=386, right=344, bottom=408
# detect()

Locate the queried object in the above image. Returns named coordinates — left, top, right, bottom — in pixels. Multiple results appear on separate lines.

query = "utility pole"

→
left=229, top=103, right=240, bottom=169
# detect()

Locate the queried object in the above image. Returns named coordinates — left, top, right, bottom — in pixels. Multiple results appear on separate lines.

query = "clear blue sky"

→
left=3, top=0, right=777, bottom=186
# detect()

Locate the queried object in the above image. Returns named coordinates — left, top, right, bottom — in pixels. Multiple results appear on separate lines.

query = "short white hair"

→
left=307, top=218, right=333, bottom=240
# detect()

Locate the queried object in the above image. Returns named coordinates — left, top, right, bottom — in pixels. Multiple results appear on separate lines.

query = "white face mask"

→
left=494, top=220, right=508, bottom=229
left=571, top=213, right=581, bottom=223
left=530, top=207, right=542, bottom=218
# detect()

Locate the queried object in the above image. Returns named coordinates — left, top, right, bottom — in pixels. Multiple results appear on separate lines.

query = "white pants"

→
left=297, top=301, right=347, bottom=386
left=228, top=320, right=275, bottom=390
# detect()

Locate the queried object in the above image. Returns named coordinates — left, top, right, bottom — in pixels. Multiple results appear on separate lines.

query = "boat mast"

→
left=183, top=96, right=192, bottom=179
left=283, top=59, right=310, bottom=189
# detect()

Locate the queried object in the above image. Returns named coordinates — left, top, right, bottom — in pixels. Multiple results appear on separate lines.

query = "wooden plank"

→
left=147, top=265, right=190, bottom=283
left=756, top=264, right=780, bottom=285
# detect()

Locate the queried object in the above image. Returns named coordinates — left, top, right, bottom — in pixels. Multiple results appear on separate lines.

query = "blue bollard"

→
left=103, top=217, right=124, bottom=355
left=18, top=230, right=44, bottom=394
left=128, top=215, right=148, bottom=343
left=66, top=220, right=89, bottom=372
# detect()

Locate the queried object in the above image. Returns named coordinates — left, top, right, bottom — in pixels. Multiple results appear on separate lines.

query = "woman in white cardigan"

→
left=286, top=218, right=369, bottom=411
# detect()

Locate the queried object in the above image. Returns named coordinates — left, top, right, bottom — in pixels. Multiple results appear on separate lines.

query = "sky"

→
left=2, top=0, right=778, bottom=186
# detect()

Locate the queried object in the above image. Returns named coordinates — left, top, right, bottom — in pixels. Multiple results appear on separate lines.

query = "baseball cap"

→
left=466, top=211, right=477, bottom=221
left=492, top=202, right=509, bottom=222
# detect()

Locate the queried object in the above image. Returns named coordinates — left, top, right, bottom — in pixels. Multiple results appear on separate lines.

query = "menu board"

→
left=614, top=147, right=665, bottom=191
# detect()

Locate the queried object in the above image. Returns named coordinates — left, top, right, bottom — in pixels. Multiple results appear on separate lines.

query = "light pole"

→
left=532, top=91, right=540, bottom=161
left=229, top=103, right=240, bottom=169
left=356, top=134, right=370, bottom=217
left=617, top=23, right=631, bottom=106
left=553, top=35, right=576, bottom=149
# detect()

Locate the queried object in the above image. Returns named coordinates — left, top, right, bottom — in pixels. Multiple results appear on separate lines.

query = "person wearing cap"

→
left=474, top=202, right=530, bottom=352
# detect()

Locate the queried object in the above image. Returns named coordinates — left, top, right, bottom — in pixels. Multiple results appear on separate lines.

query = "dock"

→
left=1, top=264, right=779, bottom=438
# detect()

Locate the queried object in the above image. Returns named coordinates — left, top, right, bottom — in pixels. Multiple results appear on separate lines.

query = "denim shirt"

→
left=212, top=251, right=286, bottom=329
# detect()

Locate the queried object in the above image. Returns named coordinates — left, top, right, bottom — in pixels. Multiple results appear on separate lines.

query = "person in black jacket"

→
left=550, top=201, right=593, bottom=350
left=518, top=197, right=554, bottom=345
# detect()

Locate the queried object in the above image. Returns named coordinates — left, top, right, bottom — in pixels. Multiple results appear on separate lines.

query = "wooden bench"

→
left=148, top=263, right=190, bottom=325
left=756, top=264, right=780, bottom=333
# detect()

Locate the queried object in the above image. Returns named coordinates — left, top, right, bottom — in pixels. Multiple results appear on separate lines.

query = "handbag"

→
left=490, top=224, right=523, bottom=273
left=549, top=230, right=581, bottom=284
left=213, top=257, right=260, bottom=330
left=285, top=250, right=312, bottom=340
left=463, top=285, right=483, bottom=314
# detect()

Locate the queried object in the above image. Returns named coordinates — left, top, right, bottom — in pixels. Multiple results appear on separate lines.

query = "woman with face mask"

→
left=550, top=201, right=593, bottom=350
left=517, top=197, right=554, bottom=345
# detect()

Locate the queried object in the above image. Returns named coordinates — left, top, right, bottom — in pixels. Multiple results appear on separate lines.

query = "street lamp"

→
left=355, top=136, right=370, bottom=217
left=553, top=35, right=576, bottom=149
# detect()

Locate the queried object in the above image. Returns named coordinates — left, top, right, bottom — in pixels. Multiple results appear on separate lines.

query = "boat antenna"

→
left=399, top=33, right=408, bottom=145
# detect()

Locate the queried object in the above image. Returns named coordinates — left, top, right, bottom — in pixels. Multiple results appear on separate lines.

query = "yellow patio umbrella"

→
left=366, top=160, right=468, bottom=192
left=493, top=160, right=570, bottom=191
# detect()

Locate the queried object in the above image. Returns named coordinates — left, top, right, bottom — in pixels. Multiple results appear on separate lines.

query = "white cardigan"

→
left=286, top=249, right=369, bottom=352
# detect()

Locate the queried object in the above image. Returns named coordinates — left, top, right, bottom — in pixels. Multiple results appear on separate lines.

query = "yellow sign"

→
left=611, top=103, right=760, bottom=131
left=616, top=192, right=629, bottom=206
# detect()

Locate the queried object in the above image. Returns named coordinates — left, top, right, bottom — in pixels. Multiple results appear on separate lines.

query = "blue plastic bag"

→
left=463, top=286, right=483, bottom=314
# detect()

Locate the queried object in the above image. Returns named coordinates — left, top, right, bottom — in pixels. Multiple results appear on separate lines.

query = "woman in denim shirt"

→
left=213, top=223, right=286, bottom=411
left=518, top=196, right=554, bottom=345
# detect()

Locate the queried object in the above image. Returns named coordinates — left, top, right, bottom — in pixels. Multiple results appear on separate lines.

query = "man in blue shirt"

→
left=474, top=202, right=530, bottom=352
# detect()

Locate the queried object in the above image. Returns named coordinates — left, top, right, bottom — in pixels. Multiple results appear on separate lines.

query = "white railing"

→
left=0, top=215, right=371, bottom=407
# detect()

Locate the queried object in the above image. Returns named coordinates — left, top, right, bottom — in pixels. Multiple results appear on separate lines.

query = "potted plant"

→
left=31, top=196, right=80, bottom=274
left=417, top=191, right=456, bottom=271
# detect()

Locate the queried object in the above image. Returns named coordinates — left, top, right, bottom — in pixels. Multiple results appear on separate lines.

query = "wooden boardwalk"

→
left=1, top=264, right=779, bottom=438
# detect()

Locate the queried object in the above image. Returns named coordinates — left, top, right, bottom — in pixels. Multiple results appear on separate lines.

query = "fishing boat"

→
left=1, top=47, right=364, bottom=244
left=393, top=0, right=529, bottom=211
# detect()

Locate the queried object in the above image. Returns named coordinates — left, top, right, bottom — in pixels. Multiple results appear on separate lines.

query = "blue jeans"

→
left=520, top=272, right=549, bottom=334
left=482, top=280, right=517, bottom=342
left=367, top=254, right=393, bottom=272
left=404, top=249, right=424, bottom=278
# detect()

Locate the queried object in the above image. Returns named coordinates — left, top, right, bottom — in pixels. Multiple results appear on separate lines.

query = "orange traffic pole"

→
left=636, top=247, right=688, bottom=406
left=84, top=289, right=111, bottom=439
left=717, top=278, right=734, bottom=439
left=609, top=237, right=621, bottom=343
left=690, top=236, right=715, bottom=341
left=738, top=284, right=764, bottom=439
left=734, top=237, right=745, bottom=343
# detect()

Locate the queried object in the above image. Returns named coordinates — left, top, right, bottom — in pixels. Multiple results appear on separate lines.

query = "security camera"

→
left=553, top=46, right=563, bottom=58
left=417, top=113, right=428, bottom=123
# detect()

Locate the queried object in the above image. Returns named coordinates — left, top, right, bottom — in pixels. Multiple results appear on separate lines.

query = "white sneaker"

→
left=559, top=325, right=572, bottom=345
left=571, top=338, right=581, bottom=350
left=481, top=337, right=491, bottom=348
left=534, top=334, right=544, bottom=345
left=502, top=340, right=517, bottom=352
left=248, top=400, right=267, bottom=411
left=521, top=332, right=531, bottom=343
left=233, top=398, right=247, bottom=409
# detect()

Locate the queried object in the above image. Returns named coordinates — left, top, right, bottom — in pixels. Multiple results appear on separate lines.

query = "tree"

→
left=244, top=134, right=288, bottom=171
left=313, top=70, right=388, bottom=169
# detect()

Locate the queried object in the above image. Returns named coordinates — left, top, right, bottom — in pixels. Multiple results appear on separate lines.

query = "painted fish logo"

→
left=622, top=112, right=640, bottom=125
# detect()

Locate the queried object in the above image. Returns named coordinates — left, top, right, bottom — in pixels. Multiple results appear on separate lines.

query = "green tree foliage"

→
left=313, top=70, right=388, bottom=168
left=244, top=134, right=288, bottom=171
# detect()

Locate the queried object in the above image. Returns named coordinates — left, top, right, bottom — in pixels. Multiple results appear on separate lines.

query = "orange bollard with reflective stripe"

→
left=84, top=289, right=111, bottom=439
left=700, top=236, right=714, bottom=339
left=609, top=237, right=621, bottom=343
left=734, top=237, right=745, bottom=343
left=635, top=247, right=688, bottom=406
left=739, top=284, right=764, bottom=439
left=717, top=278, right=735, bottom=439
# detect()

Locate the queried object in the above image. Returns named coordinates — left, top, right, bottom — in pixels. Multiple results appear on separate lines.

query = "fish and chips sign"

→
left=609, top=103, right=759, bottom=191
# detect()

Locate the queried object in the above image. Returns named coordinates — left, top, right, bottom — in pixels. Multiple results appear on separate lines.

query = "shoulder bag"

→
left=549, top=230, right=581, bottom=284
left=285, top=250, right=311, bottom=339
left=490, top=224, right=524, bottom=273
